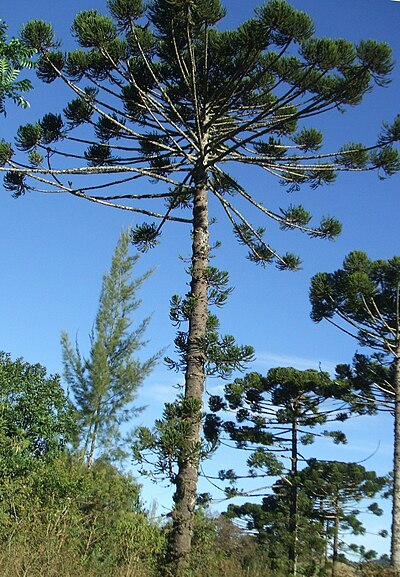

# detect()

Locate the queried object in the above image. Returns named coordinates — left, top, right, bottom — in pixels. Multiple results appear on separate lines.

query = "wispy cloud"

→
left=141, top=370, right=185, bottom=404
left=139, top=352, right=339, bottom=406
left=254, top=352, right=337, bottom=374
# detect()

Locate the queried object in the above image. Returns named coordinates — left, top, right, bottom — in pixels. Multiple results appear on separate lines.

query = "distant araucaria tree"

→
left=310, top=251, right=400, bottom=571
left=207, top=367, right=354, bottom=575
left=1, top=1, right=400, bottom=572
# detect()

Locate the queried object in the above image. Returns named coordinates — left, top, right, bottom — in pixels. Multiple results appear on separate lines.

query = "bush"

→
left=0, top=454, right=165, bottom=577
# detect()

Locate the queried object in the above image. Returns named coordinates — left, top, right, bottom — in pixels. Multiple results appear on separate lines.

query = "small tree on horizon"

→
left=2, top=1, right=400, bottom=572
left=61, top=229, right=157, bottom=467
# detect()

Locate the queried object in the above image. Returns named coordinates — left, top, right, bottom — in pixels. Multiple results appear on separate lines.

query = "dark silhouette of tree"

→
left=300, top=461, right=387, bottom=577
left=225, top=481, right=325, bottom=576
left=225, top=461, right=386, bottom=577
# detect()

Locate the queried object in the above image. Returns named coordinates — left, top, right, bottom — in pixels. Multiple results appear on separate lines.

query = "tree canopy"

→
left=2, top=0, right=399, bottom=256
left=0, top=352, right=75, bottom=478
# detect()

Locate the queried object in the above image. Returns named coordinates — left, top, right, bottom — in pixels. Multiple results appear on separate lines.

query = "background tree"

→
left=207, top=367, right=353, bottom=575
left=0, top=351, right=75, bottom=479
left=2, top=0, right=400, bottom=571
left=225, top=480, right=325, bottom=576
left=61, top=229, right=157, bottom=466
left=300, top=461, right=387, bottom=577
left=310, top=251, right=400, bottom=570
left=0, top=20, right=35, bottom=114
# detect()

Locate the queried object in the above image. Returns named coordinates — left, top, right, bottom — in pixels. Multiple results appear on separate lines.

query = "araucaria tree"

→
left=300, top=461, right=387, bottom=577
left=1, top=0, right=400, bottom=571
left=310, top=251, right=400, bottom=570
left=207, top=368, right=353, bottom=575
left=61, top=230, right=156, bottom=466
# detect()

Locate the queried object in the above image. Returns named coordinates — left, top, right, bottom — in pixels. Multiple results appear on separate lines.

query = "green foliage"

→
left=165, top=267, right=254, bottom=378
left=20, top=19, right=59, bottom=51
left=3, top=170, right=28, bottom=196
left=85, top=142, right=115, bottom=165
left=130, top=222, right=161, bottom=252
left=337, top=142, right=369, bottom=169
left=0, top=352, right=76, bottom=479
left=72, top=11, right=118, bottom=48
left=300, top=461, right=388, bottom=563
left=108, top=0, right=146, bottom=28
left=226, top=483, right=325, bottom=574
left=0, top=20, right=36, bottom=114
left=3, top=0, right=397, bottom=256
left=0, top=139, right=13, bottom=165
left=61, top=230, right=157, bottom=465
left=15, top=121, right=42, bottom=150
left=310, top=251, right=400, bottom=353
left=207, top=367, right=353, bottom=483
left=36, top=50, right=65, bottom=82
left=0, top=453, right=165, bottom=577
left=63, top=87, right=97, bottom=126
left=134, top=268, right=254, bottom=485
left=336, top=352, right=394, bottom=412
left=133, top=395, right=206, bottom=483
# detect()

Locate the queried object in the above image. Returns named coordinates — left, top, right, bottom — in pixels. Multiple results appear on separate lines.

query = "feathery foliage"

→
left=61, top=230, right=157, bottom=466
left=0, top=20, right=35, bottom=114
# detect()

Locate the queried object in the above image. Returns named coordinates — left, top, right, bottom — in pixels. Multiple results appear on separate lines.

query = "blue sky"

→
left=2, top=0, right=400, bottom=557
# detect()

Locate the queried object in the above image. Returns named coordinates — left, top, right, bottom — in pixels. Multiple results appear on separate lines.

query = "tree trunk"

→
left=332, top=503, right=340, bottom=577
left=289, top=409, right=299, bottom=576
left=167, top=172, right=209, bottom=576
left=391, top=349, right=400, bottom=573
left=86, top=414, right=100, bottom=468
left=324, top=518, right=329, bottom=567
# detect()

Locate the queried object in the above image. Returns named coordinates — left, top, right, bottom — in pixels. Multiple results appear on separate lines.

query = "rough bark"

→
left=168, top=171, right=209, bottom=576
left=391, top=349, right=400, bottom=572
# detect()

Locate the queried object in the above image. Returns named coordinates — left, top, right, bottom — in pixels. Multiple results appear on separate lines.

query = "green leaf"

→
left=72, top=11, right=117, bottom=48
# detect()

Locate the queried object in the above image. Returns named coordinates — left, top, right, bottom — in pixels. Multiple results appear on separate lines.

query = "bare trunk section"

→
left=391, top=349, right=400, bottom=572
left=331, top=500, right=340, bottom=577
left=289, top=408, right=299, bottom=576
left=86, top=416, right=99, bottom=468
left=168, top=173, right=209, bottom=576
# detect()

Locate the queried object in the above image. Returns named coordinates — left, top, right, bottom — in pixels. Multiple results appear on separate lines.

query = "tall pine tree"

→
left=207, top=367, right=353, bottom=575
left=61, top=230, right=157, bottom=466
